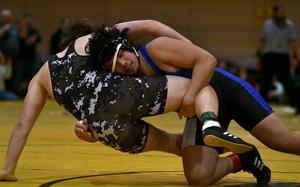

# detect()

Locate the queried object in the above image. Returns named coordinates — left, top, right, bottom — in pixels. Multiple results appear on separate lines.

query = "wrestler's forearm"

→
left=186, top=52, right=216, bottom=99
left=1, top=78, right=48, bottom=177
left=116, top=20, right=191, bottom=43
left=2, top=125, right=30, bottom=174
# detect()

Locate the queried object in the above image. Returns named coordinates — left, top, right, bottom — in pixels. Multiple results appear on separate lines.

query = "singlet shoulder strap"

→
left=54, top=40, right=76, bottom=60
left=140, top=44, right=165, bottom=75
left=65, top=40, right=76, bottom=54
left=140, top=44, right=193, bottom=78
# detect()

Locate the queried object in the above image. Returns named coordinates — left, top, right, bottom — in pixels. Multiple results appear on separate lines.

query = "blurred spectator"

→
left=257, top=3, right=300, bottom=114
left=0, top=9, right=19, bottom=91
left=240, top=57, right=261, bottom=89
left=0, top=9, right=19, bottom=60
left=11, top=13, right=41, bottom=96
left=217, top=58, right=241, bottom=76
left=0, top=50, right=19, bottom=100
left=49, top=19, right=67, bottom=55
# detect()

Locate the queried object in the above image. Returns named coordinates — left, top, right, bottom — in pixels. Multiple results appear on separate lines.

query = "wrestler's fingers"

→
left=75, top=120, right=84, bottom=128
left=74, top=128, right=84, bottom=139
left=82, top=119, right=89, bottom=126
left=75, top=127, right=85, bottom=133
left=85, top=132, right=93, bottom=138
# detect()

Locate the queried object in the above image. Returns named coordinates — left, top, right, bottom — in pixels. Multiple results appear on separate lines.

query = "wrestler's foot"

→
left=238, top=146, right=271, bottom=185
left=203, top=126, right=253, bottom=154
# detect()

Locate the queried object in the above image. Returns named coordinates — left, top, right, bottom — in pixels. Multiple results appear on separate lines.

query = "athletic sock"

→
left=199, top=112, right=221, bottom=131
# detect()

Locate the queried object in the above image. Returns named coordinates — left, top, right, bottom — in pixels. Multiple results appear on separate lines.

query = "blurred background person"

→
left=0, top=50, right=19, bottom=100
left=49, top=18, right=68, bottom=55
left=257, top=3, right=300, bottom=114
left=0, top=9, right=19, bottom=64
left=0, top=9, right=19, bottom=93
left=11, top=13, right=41, bottom=97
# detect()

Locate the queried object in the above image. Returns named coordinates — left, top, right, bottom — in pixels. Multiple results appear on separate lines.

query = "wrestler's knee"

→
left=186, top=168, right=215, bottom=186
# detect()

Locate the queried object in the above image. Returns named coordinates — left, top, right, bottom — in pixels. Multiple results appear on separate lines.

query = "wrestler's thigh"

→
left=164, top=75, right=190, bottom=113
left=250, top=113, right=298, bottom=153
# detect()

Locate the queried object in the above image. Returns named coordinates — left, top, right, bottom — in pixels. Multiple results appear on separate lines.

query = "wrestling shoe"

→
left=238, top=146, right=271, bottom=185
left=203, top=126, right=253, bottom=154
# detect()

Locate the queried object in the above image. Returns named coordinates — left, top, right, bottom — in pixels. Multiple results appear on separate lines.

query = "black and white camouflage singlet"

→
left=48, top=41, right=168, bottom=153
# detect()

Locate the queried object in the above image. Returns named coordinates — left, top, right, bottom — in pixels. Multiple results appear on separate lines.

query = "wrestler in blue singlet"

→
left=140, top=44, right=273, bottom=134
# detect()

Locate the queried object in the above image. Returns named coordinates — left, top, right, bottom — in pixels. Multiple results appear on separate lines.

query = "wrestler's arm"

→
left=115, top=20, right=191, bottom=43
left=0, top=74, right=48, bottom=181
left=148, top=37, right=217, bottom=118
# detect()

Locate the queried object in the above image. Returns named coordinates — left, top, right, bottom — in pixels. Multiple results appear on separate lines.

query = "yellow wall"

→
left=1, top=0, right=300, bottom=62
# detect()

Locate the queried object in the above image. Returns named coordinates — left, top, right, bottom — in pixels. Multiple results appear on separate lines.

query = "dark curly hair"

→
left=59, top=18, right=95, bottom=50
left=86, top=25, right=135, bottom=71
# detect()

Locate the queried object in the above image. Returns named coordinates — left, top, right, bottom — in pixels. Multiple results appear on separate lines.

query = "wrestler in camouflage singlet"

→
left=48, top=41, right=168, bottom=153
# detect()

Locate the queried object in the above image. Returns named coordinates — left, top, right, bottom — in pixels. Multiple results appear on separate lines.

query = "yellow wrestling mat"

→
left=0, top=100, right=300, bottom=187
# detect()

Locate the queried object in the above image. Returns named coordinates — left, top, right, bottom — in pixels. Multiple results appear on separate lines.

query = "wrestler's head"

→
left=87, top=25, right=140, bottom=74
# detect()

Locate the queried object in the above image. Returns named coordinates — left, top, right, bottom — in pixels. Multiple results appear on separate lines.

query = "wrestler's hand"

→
left=0, top=170, right=17, bottom=181
left=74, top=119, right=97, bottom=143
left=178, top=94, right=196, bottom=119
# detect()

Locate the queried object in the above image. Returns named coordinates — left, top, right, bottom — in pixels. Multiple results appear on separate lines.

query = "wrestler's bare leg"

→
left=251, top=113, right=300, bottom=155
